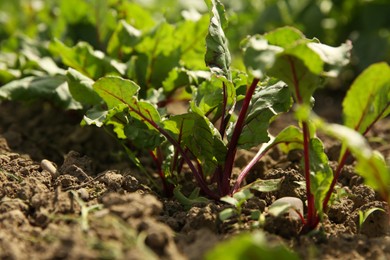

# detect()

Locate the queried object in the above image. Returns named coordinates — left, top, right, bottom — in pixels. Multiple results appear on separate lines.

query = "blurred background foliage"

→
left=1, top=0, right=389, bottom=87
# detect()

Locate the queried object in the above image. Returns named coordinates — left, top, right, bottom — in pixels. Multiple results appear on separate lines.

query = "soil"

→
left=0, top=98, right=389, bottom=260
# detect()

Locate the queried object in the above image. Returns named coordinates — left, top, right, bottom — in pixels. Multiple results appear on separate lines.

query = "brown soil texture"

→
left=0, top=100, right=389, bottom=259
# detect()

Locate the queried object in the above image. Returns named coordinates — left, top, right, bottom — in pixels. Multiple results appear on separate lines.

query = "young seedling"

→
left=219, top=189, right=254, bottom=229
left=69, top=190, right=103, bottom=232
left=358, top=207, right=386, bottom=232
left=173, top=185, right=209, bottom=210
left=219, top=178, right=283, bottom=229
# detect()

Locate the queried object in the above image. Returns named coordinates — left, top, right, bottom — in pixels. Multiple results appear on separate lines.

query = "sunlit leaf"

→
left=205, top=231, right=300, bottom=260
left=50, top=40, right=125, bottom=79
left=107, top=20, right=142, bottom=58
left=355, top=151, right=390, bottom=197
left=133, top=22, right=181, bottom=89
left=269, top=197, right=303, bottom=220
left=243, top=27, right=350, bottom=105
left=93, top=76, right=165, bottom=148
left=238, top=80, right=292, bottom=149
left=233, top=188, right=253, bottom=203
left=308, top=137, right=333, bottom=216
left=0, top=75, right=81, bottom=109
left=82, top=106, right=108, bottom=127
left=204, top=0, right=231, bottom=79
left=174, top=16, right=209, bottom=70
left=317, top=121, right=390, bottom=204
left=162, top=67, right=210, bottom=94
left=343, top=62, right=390, bottom=134
left=241, top=35, right=282, bottom=79
left=220, top=196, right=238, bottom=207
left=191, top=74, right=235, bottom=117
left=308, top=41, right=352, bottom=77
left=93, top=76, right=138, bottom=107
left=66, top=68, right=101, bottom=105
left=264, top=27, right=304, bottom=48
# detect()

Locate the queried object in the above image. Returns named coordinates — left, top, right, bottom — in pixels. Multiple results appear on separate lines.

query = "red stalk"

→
left=149, top=150, right=173, bottom=197
left=287, top=56, right=319, bottom=231
left=231, top=144, right=271, bottom=194
left=301, top=122, right=318, bottom=230
left=221, top=78, right=260, bottom=195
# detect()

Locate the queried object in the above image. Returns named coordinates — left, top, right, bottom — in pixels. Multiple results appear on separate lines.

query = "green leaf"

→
left=82, top=106, right=108, bottom=127
left=241, top=35, right=283, bottom=79
left=355, top=151, right=390, bottom=197
left=264, top=27, right=345, bottom=76
left=18, top=37, right=65, bottom=76
left=162, top=67, right=210, bottom=94
left=66, top=68, right=101, bottom=105
left=274, top=125, right=303, bottom=152
left=123, top=118, right=165, bottom=149
left=359, top=207, right=386, bottom=228
left=162, top=68, right=191, bottom=93
left=318, top=122, right=372, bottom=158
left=252, top=126, right=303, bottom=159
left=264, top=26, right=304, bottom=48
left=119, top=2, right=155, bottom=30
left=86, top=107, right=128, bottom=139
left=93, top=76, right=165, bottom=148
left=163, top=112, right=226, bottom=174
left=174, top=15, right=209, bottom=70
left=244, top=177, right=284, bottom=193
left=308, top=41, right=352, bottom=77
left=173, top=185, right=209, bottom=209
left=93, top=76, right=140, bottom=109
left=219, top=208, right=236, bottom=221
left=243, top=27, right=350, bottom=104
left=133, top=22, right=181, bottom=89
left=268, top=49, right=322, bottom=104
left=205, top=231, right=300, bottom=260
left=191, top=74, right=235, bottom=117
left=233, top=188, right=253, bottom=204
left=283, top=43, right=324, bottom=75
left=107, top=20, right=142, bottom=58
left=50, top=40, right=125, bottom=79
left=343, top=62, right=390, bottom=134
left=204, top=0, right=231, bottom=79
left=316, top=121, right=390, bottom=204
left=0, top=75, right=81, bottom=110
left=220, top=196, right=238, bottom=207
left=308, top=137, right=333, bottom=216
left=238, top=81, right=292, bottom=149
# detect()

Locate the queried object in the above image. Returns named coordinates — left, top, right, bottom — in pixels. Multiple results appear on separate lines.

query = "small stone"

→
left=78, top=188, right=89, bottom=201
left=41, top=159, right=58, bottom=178
left=269, top=196, right=304, bottom=220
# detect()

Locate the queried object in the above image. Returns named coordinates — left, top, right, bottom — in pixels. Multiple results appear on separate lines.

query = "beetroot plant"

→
left=73, top=0, right=293, bottom=199
left=63, top=0, right=389, bottom=234
left=241, top=28, right=390, bottom=232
